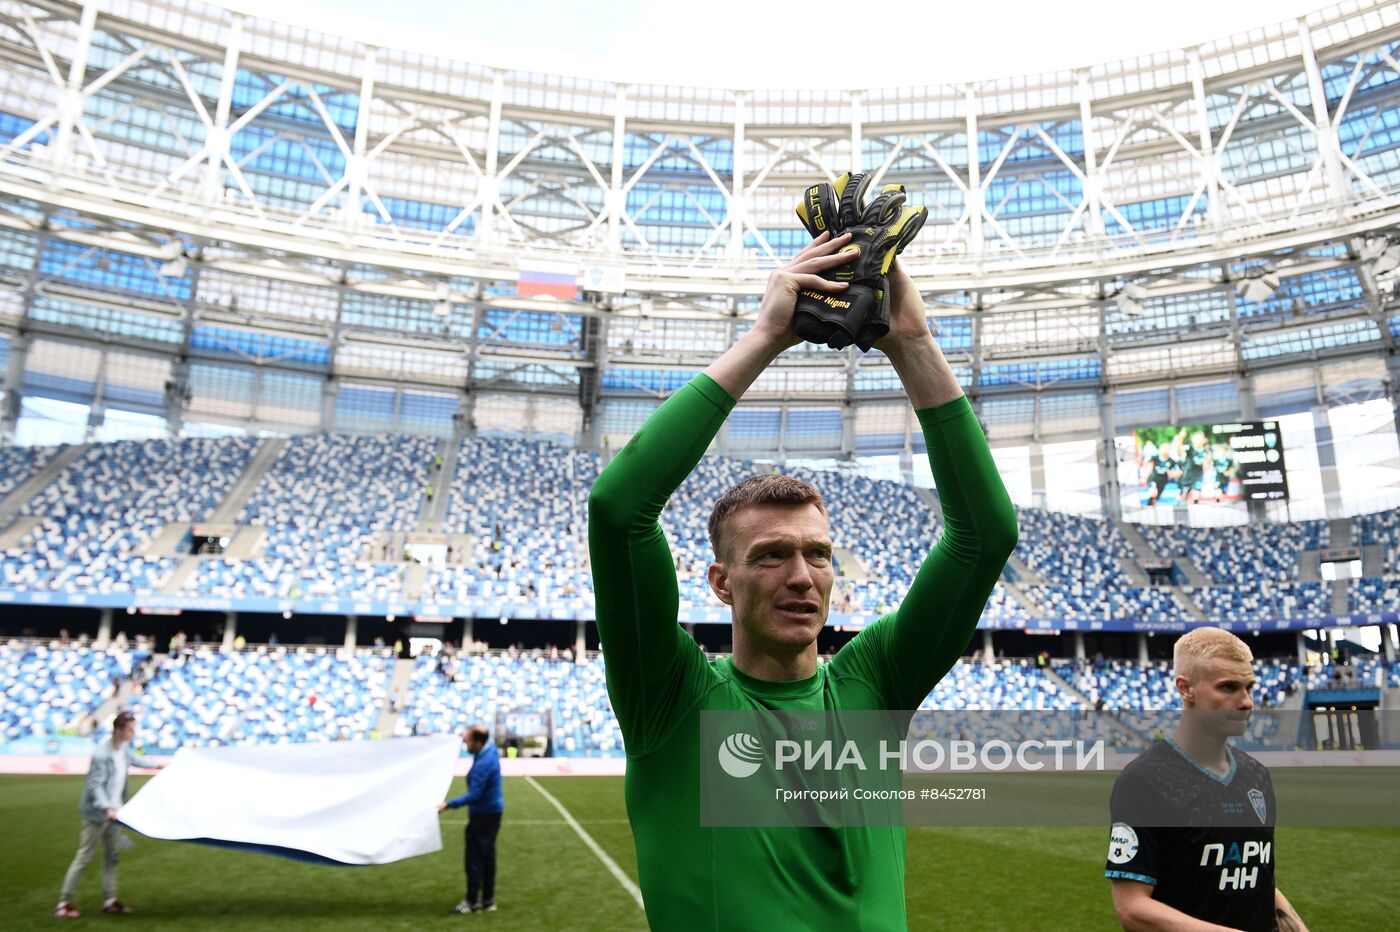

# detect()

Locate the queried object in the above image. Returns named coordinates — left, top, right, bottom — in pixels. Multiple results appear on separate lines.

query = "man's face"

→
left=708, top=503, right=834, bottom=656
left=116, top=718, right=137, bottom=743
left=1177, top=657, right=1255, bottom=737
left=465, top=734, right=485, bottom=753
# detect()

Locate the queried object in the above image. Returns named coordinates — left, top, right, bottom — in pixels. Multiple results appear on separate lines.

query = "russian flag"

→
left=516, top=258, right=579, bottom=299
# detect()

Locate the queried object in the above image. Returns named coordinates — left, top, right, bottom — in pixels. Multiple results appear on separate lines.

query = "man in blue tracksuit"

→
left=437, top=724, right=504, bottom=914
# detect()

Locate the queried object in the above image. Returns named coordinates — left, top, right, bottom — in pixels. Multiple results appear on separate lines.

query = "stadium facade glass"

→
left=0, top=0, right=1398, bottom=526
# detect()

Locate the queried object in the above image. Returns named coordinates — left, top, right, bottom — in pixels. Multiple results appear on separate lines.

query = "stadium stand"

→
left=1013, top=509, right=1187, bottom=621
left=4, top=636, right=1395, bottom=756
left=1055, top=658, right=1308, bottom=748
left=1057, top=659, right=1302, bottom=711
left=1189, top=581, right=1332, bottom=623
left=1351, top=575, right=1400, bottom=614
left=1304, top=656, right=1400, bottom=689
left=1356, top=508, right=1400, bottom=578
left=435, top=437, right=597, bottom=608
left=0, top=643, right=144, bottom=740
left=1136, top=521, right=1342, bottom=622
left=921, top=659, right=1081, bottom=711
left=0, top=433, right=1386, bottom=632
left=396, top=652, right=623, bottom=756
left=0, top=443, right=61, bottom=502
left=1138, top=521, right=1329, bottom=584
left=185, top=434, right=432, bottom=600
left=1, top=437, right=254, bottom=593
left=0, top=0, right=1392, bottom=772
left=129, top=648, right=393, bottom=751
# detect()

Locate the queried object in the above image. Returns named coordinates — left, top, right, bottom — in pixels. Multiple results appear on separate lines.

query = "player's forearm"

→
left=1116, top=896, right=1243, bottom=932
left=1274, top=889, right=1307, bottom=932
left=885, top=330, right=1017, bottom=559
left=701, top=328, right=788, bottom=401
left=884, top=333, right=963, bottom=409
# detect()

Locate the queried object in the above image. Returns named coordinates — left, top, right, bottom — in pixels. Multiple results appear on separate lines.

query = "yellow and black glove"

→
left=792, top=171, right=926, bottom=351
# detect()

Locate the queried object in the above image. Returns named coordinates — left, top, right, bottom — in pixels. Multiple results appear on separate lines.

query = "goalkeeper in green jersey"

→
left=587, top=230, right=1019, bottom=931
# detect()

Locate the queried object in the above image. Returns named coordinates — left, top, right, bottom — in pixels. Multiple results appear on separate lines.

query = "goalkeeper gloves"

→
left=792, top=171, right=926, bottom=351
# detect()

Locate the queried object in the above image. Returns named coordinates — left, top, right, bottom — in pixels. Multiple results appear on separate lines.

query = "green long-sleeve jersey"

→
left=587, top=373, right=1017, bottom=931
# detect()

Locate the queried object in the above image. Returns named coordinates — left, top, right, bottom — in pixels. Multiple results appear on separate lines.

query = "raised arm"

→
left=839, top=260, right=1019, bottom=709
left=588, top=233, right=858, bottom=750
left=703, top=231, right=857, bottom=397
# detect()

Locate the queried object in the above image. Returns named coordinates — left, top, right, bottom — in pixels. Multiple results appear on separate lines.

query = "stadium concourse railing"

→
left=4, top=638, right=1398, bottom=780
left=1, top=584, right=1395, bottom=635
left=4, top=147, right=1400, bottom=292
left=0, top=635, right=399, bottom=656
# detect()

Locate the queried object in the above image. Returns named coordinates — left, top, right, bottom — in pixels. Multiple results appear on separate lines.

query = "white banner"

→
left=119, top=736, right=460, bottom=865
left=582, top=263, right=627, bottom=294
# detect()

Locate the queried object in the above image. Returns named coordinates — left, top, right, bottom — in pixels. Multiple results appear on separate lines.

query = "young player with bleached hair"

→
left=1106, top=627, right=1308, bottom=931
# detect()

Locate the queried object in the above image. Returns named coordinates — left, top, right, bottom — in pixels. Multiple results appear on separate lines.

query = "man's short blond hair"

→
left=1173, top=627, right=1253, bottom=680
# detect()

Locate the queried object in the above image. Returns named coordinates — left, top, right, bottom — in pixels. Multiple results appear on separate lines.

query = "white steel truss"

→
left=0, top=0, right=1395, bottom=295
left=0, top=0, right=1396, bottom=448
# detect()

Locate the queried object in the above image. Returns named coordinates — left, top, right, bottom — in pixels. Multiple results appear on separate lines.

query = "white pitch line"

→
left=524, top=775, right=644, bottom=911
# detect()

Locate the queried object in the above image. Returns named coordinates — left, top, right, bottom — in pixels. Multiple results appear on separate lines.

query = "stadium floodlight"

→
left=1116, top=296, right=1144, bottom=316
left=432, top=300, right=451, bottom=317
left=155, top=240, right=183, bottom=261
left=1357, top=236, right=1400, bottom=275
left=157, top=255, right=188, bottom=277
left=1358, top=237, right=1388, bottom=261
left=1376, top=249, right=1400, bottom=275
left=1237, top=276, right=1278, bottom=304
left=1115, top=281, right=1147, bottom=316
left=1235, top=265, right=1280, bottom=304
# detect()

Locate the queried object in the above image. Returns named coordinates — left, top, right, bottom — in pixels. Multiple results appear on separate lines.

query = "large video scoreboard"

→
left=1129, top=421, right=1288, bottom=506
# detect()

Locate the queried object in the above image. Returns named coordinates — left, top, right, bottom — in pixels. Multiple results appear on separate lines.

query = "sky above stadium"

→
left=228, top=0, right=1333, bottom=88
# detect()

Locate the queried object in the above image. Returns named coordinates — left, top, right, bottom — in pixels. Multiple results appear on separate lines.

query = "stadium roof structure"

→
left=0, top=0, right=1397, bottom=460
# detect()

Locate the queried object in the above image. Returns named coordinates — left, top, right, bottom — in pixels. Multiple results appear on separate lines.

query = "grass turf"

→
left=0, top=773, right=1393, bottom=930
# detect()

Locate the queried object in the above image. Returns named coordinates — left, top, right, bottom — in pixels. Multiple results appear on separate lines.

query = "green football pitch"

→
left=1, top=773, right=1394, bottom=930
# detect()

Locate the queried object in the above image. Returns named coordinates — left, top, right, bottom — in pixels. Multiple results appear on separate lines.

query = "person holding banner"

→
left=54, top=711, right=138, bottom=919
left=438, top=724, right=504, bottom=914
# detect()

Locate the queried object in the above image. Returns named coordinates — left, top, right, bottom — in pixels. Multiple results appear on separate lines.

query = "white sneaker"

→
left=450, top=900, right=475, bottom=914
